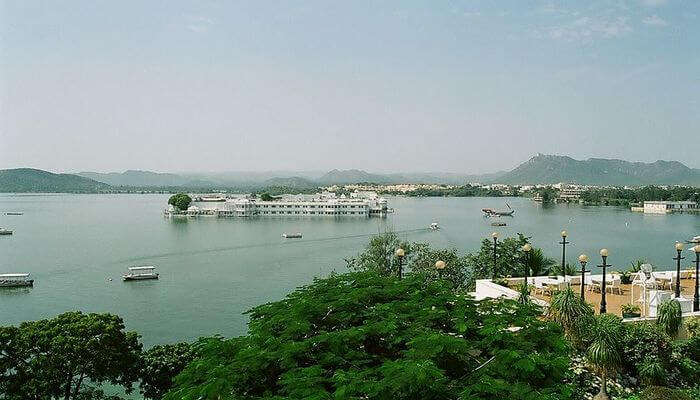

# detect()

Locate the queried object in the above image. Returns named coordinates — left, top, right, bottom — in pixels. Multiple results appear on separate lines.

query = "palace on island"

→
left=165, top=191, right=389, bottom=218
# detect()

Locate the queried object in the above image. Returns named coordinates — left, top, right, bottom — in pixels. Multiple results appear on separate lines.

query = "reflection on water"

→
left=0, top=194, right=698, bottom=346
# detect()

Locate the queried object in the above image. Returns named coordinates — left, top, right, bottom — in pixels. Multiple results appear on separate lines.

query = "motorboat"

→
left=0, top=273, right=33, bottom=287
left=491, top=222, right=507, bottom=227
left=122, top=266, right=159, bottom=281
left=0, top=228, right=13, bottom=235
left=5, top=212, right=23, bottom=216
left=687, top=235, right=700, bottom=244
left=282, top=232, right=302, bottom=239
left=429, top=222, right=440, bottom=230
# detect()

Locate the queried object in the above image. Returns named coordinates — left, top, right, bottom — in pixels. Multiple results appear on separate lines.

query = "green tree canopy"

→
left=140, top=342, right=195, bottom=400
left=165, top=271, right=572, bottom=400
left=168, top=193, right=192, bottom=211
left=0, top=311, right=141, bottom=400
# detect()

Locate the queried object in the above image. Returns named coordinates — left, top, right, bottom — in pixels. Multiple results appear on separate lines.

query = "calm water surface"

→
left=1, top=194, right=698, bottom=346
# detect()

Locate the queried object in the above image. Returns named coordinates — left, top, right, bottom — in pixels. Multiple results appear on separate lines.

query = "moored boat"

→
left=282, top=232, right=302, bottom=239
left=688, top=235, right=700, bottom=244
left=429, top=222, right=440, bottom=230
left=122, top=266, right=159, bottom=281
left=0, top=228, right=13, bottom=235
left=491, top=222, right=507, bottom=227
left=0, top=273, right=34, bottom=287
left=5, top=212, right=23, bottom=216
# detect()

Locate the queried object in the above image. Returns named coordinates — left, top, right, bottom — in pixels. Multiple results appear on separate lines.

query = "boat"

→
left=0, top=228, right=13, bottom=235
left=429, top=222, right=440, bottom=231
left=5, top=212, right=23, bottom=216
left=491, top=222, right=507, bottom=227
left=282, top=233, right=302, bottom=239
left=687, top=235, right=700, bottom=244
left=482, top=203, right=515, bottom=217
left=0, top=273, right=34, bottom=287
left=122, top=266, right=159, bottom=281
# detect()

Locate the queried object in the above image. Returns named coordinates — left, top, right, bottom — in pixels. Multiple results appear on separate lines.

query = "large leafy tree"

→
left=168, top=193, right=192, bottom=211
left=140, top=342, right=195, bottom=400
left=345, top=231, right=414, bottom=277
left=165, top=271, right=573, bottom=399
left=0, top=311, right=142, bottom=400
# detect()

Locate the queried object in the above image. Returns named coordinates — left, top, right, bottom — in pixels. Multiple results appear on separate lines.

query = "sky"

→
left=1, top=0, right=698, bottom=174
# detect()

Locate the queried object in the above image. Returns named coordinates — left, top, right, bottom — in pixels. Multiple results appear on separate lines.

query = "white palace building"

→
left=165, top=192, right=390, bottom=218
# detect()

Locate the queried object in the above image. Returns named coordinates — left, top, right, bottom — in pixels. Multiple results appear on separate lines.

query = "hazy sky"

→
left=1, top=1, right=698, bottom=174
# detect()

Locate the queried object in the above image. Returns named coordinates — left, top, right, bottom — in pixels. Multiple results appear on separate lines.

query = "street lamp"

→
left=522, top=243, right=532, bottom=285
left=491, top=232, right=499, bottom=278
left=693, top=245, right=700, bottom=312
left=597, top=249, right=611, bottom=314
left=395, top=248, right=405, bottom=279
left=578, top=254, right=590, bottom=301
left=673, top=242, right=684, bottom=298
left=559, top=230, right=569, bottom=277
left=435, top=260, right=446, bottom=279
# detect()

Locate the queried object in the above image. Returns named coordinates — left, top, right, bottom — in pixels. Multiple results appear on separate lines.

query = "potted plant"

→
left=619, top=270, right=632, bottom=285
left=621, top=303, right=641, bottom=318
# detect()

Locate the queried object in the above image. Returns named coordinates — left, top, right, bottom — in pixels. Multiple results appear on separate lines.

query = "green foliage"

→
left=0, top=311, right=141, bottom=400
left=409, top=244, right=473, bottom=292
left=471, top=234, right=528, bottom=280
left=619, top=322, right=672, bottom=383
left=581, top=186, right=700, bottom=206
left=527, top=247, right=558, bottom=277
left=167, top=193, right=192, bottom=211
left=657, top=299, right=682, bottom=337
left=638, top=357, right=666, bottom=386
left=685, top=316, right=700, bottom=338
left=587, top=314, right=623, bottom=387
left=165, top=271, right=573, bottom=399
left=621, top=303, right=641, bottom=315
left=140, top=342, right=195, bottom=400
left=547, top=288, right=594, bottom=349
left=639, top=386, right=693, bottom=400
left=259, top=192, right=276, bottom=201
left=628, top=259, right=646, bottom=273
left=345, top=231, right=414, bottom=277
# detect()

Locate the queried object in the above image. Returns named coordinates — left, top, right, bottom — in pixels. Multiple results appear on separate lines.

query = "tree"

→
left=140, top=342, right=195, bottom=400
left=528, top=248, right=558, bottom=277
left=409, top=244, right=473, bottom=292
left=657, top=299, right=683, bottom=338
left=586, top=314, right=623, bottom=400
left=0, top=311, right=141, bottom=400
left=259, top=192, right=275, bottom=201
left=167, top=193, right=192, bottom=211
left=546, top=287, right=594, bottom=350
left=165, top=272, right=573, bottom=399
left=345, top=231, right=414, bottom=277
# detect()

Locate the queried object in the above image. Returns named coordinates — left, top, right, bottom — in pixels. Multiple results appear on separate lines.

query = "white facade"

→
left=167, top=192, right=389, bottom=218
left=643, top=201, right=699, bottom=214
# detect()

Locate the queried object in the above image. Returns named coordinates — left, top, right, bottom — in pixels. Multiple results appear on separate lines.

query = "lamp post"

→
left=578, top=254, right=590, bottom=301
left=435, top=260, right=446, bottom=280
left=693, top=245, right=700, bottom=312
left=491, top=232, right=499, bottom=278
left=559, top=231, right=569, bottom=276
left=522, top=243, right=532, bottom=286
left=598, top=249, right=611, bottom=314
left=673, top=242, right=684, bottom=298
left=395, top=248, right=405, bottom=279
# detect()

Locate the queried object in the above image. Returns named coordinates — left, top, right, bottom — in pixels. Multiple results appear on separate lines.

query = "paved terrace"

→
left=475, top=271, right=698, bottom=318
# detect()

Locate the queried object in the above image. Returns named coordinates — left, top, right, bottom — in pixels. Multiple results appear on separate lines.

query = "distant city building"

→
left=642, top=201, right=699, bottom=214
left=166, top=192, right=389, bottom=218
left=557, top=184, right=587, bottom=203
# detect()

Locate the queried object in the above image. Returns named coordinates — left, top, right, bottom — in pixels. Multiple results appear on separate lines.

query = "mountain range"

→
left=1, top=155, right=699, bottom=192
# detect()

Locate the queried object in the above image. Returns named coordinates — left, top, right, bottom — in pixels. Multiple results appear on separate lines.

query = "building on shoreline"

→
left=641, top=201, right=700, bottom=214
left=165, top=192, right=389, bottom=218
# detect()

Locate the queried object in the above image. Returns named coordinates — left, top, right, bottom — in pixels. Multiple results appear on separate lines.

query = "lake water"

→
left=1, top=194, right=698, bottom=347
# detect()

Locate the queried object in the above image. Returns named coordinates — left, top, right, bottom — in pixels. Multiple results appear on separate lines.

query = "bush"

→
left=619, top=322, right=672, bottom=380
left=685, top=316, right=700, bottom=338
left=657, top=299, right=682, bottom=337
left=639, top=386, right=692, bottom=400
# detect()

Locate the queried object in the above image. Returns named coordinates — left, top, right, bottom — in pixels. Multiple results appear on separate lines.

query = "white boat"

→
left=429, top=222, right=440, bottom=230
left=282, top=232, right=302, bottom=239
left=0, top=228, right=13, bottom=235
left=0, top=273, right=34, bottom=287
left=688, top=235, right=700, bottom=244
left=122, top=266, right=159, bottom=281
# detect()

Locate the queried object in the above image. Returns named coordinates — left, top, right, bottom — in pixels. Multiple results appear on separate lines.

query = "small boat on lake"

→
left=491, top=222, right=507, bottom=227
left=0, top=228, right=13, bottom=235
left=429, top=222, right=440, bottom=231
left=482, top=203, right=515, bottom=217
left=282, top=233, right=302, bottom=239
left=5, top=212, right=23, bottom=216
left=122, top=266, right=159, bottom=281
left=0, top=273, right=34, bottom=287
left=688, top=235, right=700, bottom=244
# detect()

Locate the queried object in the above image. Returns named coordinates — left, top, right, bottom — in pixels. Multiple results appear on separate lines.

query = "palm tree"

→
left=657, top=299, right=682, bottom=338
left=547, top=287, right=594, bottom=349
left=587, top=314, right=623, bottom=400
left=628, top=258, right=646, bottom=273
left=528, top=248, right=557, bottom=276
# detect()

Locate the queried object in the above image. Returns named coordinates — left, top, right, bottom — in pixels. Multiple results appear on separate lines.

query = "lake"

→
left=1, top=194, right=698, bottom=346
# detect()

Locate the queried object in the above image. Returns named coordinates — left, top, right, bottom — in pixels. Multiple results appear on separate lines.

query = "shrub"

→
left=685, top=316, right=700, bottom=338
left=657, top=299, right=683, bottom=337
left=639, top=386, right=692, bottom=400
left=619, top=322, right=672, bottom=381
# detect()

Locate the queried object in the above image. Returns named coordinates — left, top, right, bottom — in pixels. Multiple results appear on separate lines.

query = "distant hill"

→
left=262, top=176, right=318, bottom=189
left=496, top=154, right=700, bottom=185
left=0, top=168, right=111, bottom=193
left=318, top=169, right=392, bottom=184
left=78, top=170, right=217, bottom=187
